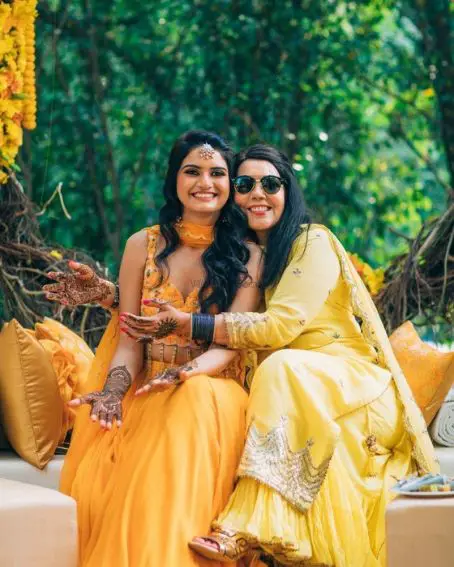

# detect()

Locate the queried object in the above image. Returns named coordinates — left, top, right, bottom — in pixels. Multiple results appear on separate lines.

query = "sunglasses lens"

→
left=234, top=176, right=254, bottom=194
left=262, top=176, right=283, bottom=194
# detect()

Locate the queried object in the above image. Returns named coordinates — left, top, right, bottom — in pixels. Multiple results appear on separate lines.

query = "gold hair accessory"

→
left=199, top=143, right=215, bottom=160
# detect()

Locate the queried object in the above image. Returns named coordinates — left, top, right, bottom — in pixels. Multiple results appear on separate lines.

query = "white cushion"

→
left=430, top=387, right=454, bottom=447
left=0, top=453, right=65, bottom=489
left=435, top=445, right=454, bottom=476
left=0, top=478, right=77, bottom=567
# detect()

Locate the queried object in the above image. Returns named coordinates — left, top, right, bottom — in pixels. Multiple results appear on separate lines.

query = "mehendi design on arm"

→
left=104, top=365, right=133, bottom=397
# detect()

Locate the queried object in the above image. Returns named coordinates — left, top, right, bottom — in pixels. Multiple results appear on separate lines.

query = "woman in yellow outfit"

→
left=53, top=131, right=263, bottom=567
left=121, top=145, right=439, bottom=567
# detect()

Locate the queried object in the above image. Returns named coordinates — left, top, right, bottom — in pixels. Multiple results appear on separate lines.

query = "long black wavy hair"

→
left=156, top=130, right=250, bottom=313
left=233, top=144, right=311, bottom=290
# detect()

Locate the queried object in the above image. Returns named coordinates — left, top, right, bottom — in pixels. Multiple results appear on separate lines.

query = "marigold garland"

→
left=349, top=253, right=385, bottom=296
left=0, top=0, right=38, bottom=184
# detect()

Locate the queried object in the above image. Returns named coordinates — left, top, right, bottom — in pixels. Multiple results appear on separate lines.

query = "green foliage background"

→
left=21, top=0, right=453, bottom=277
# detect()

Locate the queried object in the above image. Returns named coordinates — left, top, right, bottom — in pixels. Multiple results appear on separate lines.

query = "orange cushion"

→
left=34, top=318, right=94, bottom=441
left=35, top=318, right=94, bottom=391
left=390, top=321, right=454, bottom=424
left=0, top=320, right=63, bottom=468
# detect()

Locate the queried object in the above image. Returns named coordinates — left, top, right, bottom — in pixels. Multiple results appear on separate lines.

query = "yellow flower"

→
left=5, top=120, right=23, bottom=146
left=0, top=170, right=9, bottom=185
left=0, top=0, right=38, bottom=170
left=366, top=268, right=385, bottom=296
left=0, top=5, right=12, bottom=35
left=349, top=254, right=385, bottom=296
left=0, top=36, right=14, bottom=56
left=0, top=73, right=8, bottom=94
left=50, top=250, right=63, bottom=261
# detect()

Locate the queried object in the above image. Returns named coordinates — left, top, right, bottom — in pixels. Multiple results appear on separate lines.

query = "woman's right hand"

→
left=68, top=389, right=124, bottom=430
left=43, top=260, right=115, bottom=307
left=68, top=365, right=132, bottom=429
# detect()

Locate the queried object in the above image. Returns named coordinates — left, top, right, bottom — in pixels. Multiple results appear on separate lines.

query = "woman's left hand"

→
left=120, top=299, right=191, bottom=342
left=135, top=360, right=199, bottom=395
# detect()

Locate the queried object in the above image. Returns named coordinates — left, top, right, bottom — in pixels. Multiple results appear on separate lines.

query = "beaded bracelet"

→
left=191, top=313, right=215, bottom=344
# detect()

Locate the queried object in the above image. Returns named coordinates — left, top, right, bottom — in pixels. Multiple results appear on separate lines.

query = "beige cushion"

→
left=0, top=320, right=63, bottom=468
left=386, top=496, right=454, bottom=567
left=0, top=478, right=77, bottom=567
left=0, top=453, right=65, bottom=490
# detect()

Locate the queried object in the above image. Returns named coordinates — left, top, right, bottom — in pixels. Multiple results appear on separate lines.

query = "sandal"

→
left=189, top=527, right=254, bottom=562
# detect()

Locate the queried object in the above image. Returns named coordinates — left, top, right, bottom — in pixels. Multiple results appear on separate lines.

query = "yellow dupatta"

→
left=327, top=230, right=439, bottom=474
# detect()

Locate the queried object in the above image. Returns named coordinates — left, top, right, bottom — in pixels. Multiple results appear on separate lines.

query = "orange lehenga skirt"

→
left=60, top=312, right=248, bottom=567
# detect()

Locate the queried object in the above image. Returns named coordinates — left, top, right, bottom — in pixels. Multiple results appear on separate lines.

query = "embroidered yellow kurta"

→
left=216, top=225, right=438, bottom=566
left=60, top=226, right=248, bottom=567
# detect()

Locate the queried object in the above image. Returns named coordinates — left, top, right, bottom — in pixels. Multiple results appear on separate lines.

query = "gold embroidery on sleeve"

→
left=224, top=312, right=270, bottom=349
left=237, top=416, right=332, bottom=513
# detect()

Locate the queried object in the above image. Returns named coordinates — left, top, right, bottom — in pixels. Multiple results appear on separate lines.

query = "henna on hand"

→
left=77, top=365, right=132, bottom=428
left=44, top=262, right=113, bottom=307
left=135, top=359, right=199, bottom=395
left=120, top=315, right=178, bottom=341
left=154, top=367, right=183, bottom=386
left=120, top=313, right=159, bottom=342
left=152, top=317, right=178, bottom=339
left=180, top=359, right=199, bottom=373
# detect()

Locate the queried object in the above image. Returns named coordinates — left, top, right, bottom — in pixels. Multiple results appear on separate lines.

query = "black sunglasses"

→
left=233, top=175, right=286, bottom=195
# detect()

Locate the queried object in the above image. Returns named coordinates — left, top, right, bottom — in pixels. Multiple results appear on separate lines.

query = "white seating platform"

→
left=0, top=477, right=77, bottom=567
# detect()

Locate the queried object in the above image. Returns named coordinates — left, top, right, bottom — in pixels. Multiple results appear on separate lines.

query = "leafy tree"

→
left=3, top=0, right=452, bottom=339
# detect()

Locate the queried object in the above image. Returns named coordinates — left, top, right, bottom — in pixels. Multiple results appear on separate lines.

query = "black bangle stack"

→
left=111, top=284, right=120, bottom=309
left=191, top=313, right=215, bottom=344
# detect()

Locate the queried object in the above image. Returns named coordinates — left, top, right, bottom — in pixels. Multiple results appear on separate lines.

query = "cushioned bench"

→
left=0, top=477, right=78, bottom=567
left=0, top=446, right=452, bottom=567
left=1, top=446, right=453, bottom=491
left=0, top=453, right=65, bottom=489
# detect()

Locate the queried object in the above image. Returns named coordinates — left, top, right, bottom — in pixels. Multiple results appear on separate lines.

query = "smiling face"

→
left=234, top=159, right=286, bottom=243
left=176, top=147, right=230, bottom=224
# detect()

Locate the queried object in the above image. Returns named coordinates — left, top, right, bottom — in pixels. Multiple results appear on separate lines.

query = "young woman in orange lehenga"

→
left=53, top=131, right=262, bottom=567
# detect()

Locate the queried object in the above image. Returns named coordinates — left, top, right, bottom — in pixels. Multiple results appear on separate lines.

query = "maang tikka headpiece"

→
left=199, top=143, right=215, bottom=160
